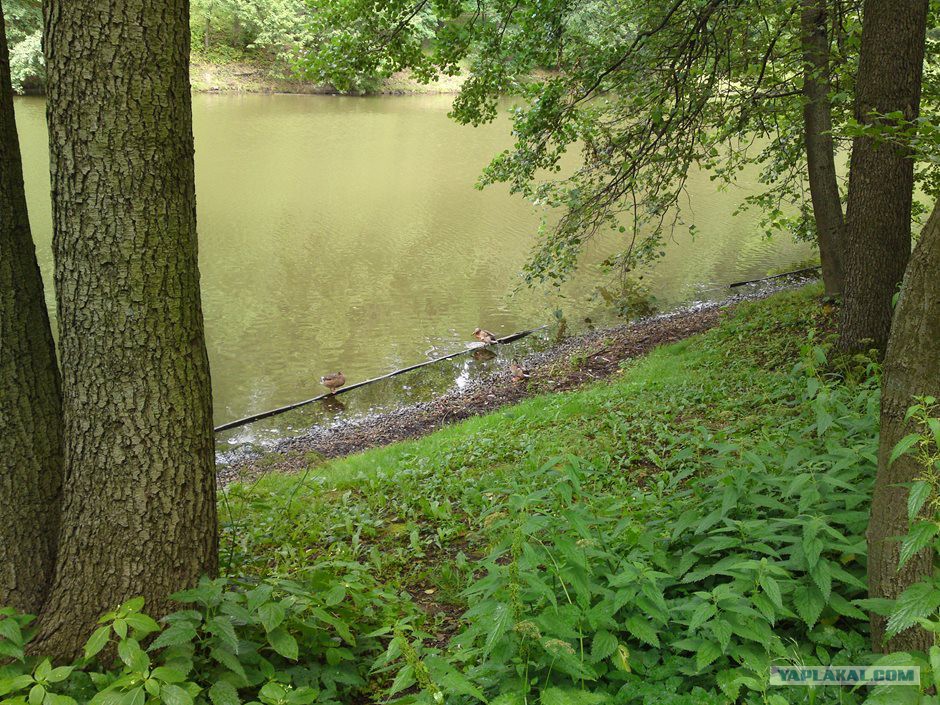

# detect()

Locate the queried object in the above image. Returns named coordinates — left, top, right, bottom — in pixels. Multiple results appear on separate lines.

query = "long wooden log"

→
left=729, top=265, right=821, bottom=288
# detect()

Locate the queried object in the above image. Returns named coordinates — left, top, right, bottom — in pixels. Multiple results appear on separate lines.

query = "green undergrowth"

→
left=4, top=285, right=940, bottom=705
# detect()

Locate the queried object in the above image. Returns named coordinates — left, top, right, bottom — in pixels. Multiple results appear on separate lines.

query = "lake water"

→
left=13, top=93, right=813, bottom=431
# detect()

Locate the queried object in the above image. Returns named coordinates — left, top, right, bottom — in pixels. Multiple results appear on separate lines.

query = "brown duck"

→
left=510, top=361, right=531, bottom=382
left=473, top=327, right=499, bottom=345
left=320, top=372, right=346, bottom=395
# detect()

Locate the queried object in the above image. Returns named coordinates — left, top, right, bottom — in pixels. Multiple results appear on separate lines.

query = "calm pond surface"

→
left=14, top=93, right=813, bottom=435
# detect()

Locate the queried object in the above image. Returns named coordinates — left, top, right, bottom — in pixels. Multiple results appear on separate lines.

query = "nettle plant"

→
left=376, top=342, right=885, bottom=705
left=0, top=570, right=414, bottom=705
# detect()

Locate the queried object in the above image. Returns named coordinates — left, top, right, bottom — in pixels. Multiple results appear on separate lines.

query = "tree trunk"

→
left=867, top=201, right=940, bottom=653
left=0, top=1, right=63, bottom=615
left=801, top=0, right=844, bottom=298
left=33, top=0, right=218, bottom=660
left=839, top=0, right=928, bottom=352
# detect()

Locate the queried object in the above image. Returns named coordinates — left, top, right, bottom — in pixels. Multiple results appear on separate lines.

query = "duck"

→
left=510, top=361, right=531, bottom=382
left=473, top=327, right=499, bottom=345
left=320, top=372, right=346, bottom=395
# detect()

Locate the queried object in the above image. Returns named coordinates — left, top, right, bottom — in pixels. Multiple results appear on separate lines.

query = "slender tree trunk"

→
left=33, top=0, right=218, bottom=660
left=867, top=201, right=940, bottom=652
left=839, top=0, right=928, bottom=352
left=801, top=0, right=844, bottom=298
left=0, top=2, right=63, bottom=615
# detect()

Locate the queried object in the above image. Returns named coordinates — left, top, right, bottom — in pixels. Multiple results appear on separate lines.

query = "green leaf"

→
left=124, top=613, right=160, bottom=637
left=793, top=584, right=825, bottom=629
left=890, top=433, right=921, bottom=465
left=540, top=688, right=608, bottom=705
left=886, top=582, right=940, bottom=638
left=160, top=684, right=194, bottom=705
left=624, top=615, right=660, bottom=647
left=119, top=687, right=144, bottom=705
left=28, top=685, right=44, bottom=705
left=715, top=669, right=742, bottom=700
left=0, top=675, right=35, bottom=696
left=688, top=602, right=717, bottom=631
left=150, top=668, right=186, bottom=684
left=424, top=655, right=485, bottom=701
left=44, top=693, right=77, bottom=705
left=120, top=598, right=145, bottom=614
left=285, top=687, right=319, bottom=705
left=208, top=681, right=241, bottom=705
left=149, top=623, right=197, bottom=651
left=210, top=648, right=247, bottom=683
left=695, top=640, right=722, bottom=671
left=323, top=585, right=345, bottom=607
left=388, top=664, right=415, bottom=697
left=899, top=522, right=940, bottom=568
left=33, top=661, right=51, bottom=683
left=259, top=683, right=286, bottom=703
left=590, top=630, right=617, bottom=662
left=930, top=645, right=940, bottom=685
left=44, top=667, right=73, bottom=685
left=908, top=481, right=933, bottom=520
left=84, top=626, right=111, bottom=660
left=267, top=627, right=298, bottom=660
left=0, top=619, right=24, bottom=646
left=206, top=616, right=239, bottom=654
left=759, top=575, right=783, bottom=609
left=613, top=644, right=630, bottom=673
left=809, top=559, right=832, bottom=601
left=257, top=603, right=285, bottom=633
left=117, top=638, right=149, bottom=671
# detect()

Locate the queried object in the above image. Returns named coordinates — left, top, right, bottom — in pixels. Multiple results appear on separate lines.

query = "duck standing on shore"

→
left=510, top=361, right=530, bottom=382
left=473, top=327, right=499, bottom=345
left=320, top=371, right=346, bottom=395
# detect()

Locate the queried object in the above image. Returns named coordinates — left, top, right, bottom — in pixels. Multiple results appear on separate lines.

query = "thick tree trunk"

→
left=801, top=0, right=844, bottom=298
left=0, top=3, right=63, bottom=615
left=33, top=0, right=218, bottom=660
left=839, top=0, right=928, bottom=352
left=867, top=201, right=940, bottom=652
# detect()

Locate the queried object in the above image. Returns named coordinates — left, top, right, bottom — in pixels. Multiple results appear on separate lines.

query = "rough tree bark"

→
left=801, top=0, right=844, bottom=298
left=839, top=0, right=928, bottom=352
left=867, top=201, right=940, bottom=653
left=0, top=2, right=63, bottom=614
left=33, top=0, right=218, bottom=659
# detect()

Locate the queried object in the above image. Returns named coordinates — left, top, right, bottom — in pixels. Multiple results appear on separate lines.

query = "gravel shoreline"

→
left=218, top=278, right=815, bottom=486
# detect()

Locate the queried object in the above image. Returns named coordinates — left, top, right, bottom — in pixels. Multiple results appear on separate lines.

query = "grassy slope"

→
left=223, top=285, right=833, bottom=596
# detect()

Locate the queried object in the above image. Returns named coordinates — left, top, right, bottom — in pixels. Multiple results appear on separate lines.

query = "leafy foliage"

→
left=298, top=0, right=940, bottom=284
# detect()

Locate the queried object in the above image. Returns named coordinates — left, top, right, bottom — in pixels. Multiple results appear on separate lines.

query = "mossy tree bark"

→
left=33, top=0, right=218, bottom=660
left=867, top=201, right=940, bottom=652
left=0, top=2, right=63, bottom=614
left=839, top=0, right=928, bottom=352
left=801, top=0, right=844, bottom=298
